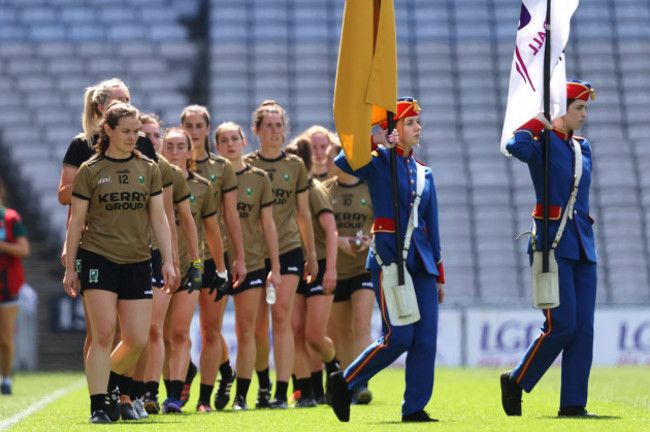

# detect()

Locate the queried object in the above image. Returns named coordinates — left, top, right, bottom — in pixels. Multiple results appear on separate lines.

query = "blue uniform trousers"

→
left=343, top=267, right=439, bottom=415
left=512, top=255, right=597, bottom=408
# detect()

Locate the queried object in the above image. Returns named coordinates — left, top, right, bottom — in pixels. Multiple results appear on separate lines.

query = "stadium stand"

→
left=0, top=0, right=647, bottom=338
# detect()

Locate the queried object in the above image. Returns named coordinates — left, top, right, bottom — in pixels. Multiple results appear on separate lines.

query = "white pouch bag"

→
left=375, top=162, right=426, bottom=326
left=530, top=250, right=560, bottom=309
left=381, top=262, right=420, bottom=326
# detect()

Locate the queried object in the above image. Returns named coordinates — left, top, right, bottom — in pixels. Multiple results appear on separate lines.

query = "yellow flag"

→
left=333, top=0, right=397, bottom=170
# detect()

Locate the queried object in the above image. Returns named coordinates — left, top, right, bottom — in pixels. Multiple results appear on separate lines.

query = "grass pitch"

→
left=1, top=367, right=648, bottom=431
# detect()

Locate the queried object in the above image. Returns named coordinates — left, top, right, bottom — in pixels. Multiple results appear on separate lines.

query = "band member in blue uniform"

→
left=329, top=98, right=445, bottom=423
left=500, top=80, right=598, bottom=418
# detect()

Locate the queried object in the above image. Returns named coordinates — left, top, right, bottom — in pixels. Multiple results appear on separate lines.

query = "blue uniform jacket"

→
left=335, top=146, right=444, bottom=279
left=505, top=120, right=597, bottom=263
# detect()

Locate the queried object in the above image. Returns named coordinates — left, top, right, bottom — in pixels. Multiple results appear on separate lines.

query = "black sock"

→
left=185, top=362, right=198, bottom=384
left=311, top=371, right=324, bottom=398
left=256, top=368, right=271, bottom=389
left=199, top=384, right=214, bottom=403
left=163, top=379, right=171, bottom=396
left=296, top=378, right=313, bottom=399
left=219, top=360, right=233, bottom=381
left=291, top=374, right=297, bottom=392
left=117, top=375, right=133, bottom=400
left=169, top=380, right=184, bottom=400
left=274, top=380, right=288, bottom=401
left=108, top=371, right=120, bottom=393
left=90, top=394, right=105, bottom=413
left=131, top=380, right=144, bottom=399
left=325, top=358, right=341, bottom=376
left=236, top=377, right=251, bottom=399
left=144, top=381, right=159, bottom=398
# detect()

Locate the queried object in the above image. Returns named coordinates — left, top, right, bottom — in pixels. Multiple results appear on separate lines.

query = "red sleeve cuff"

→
left=515, top=118, right=545, bottom=138
left=436, top=263, right=445, bottom=284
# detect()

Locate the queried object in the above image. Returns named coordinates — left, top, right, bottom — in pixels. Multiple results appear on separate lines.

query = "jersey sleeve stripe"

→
left=174, top=193, right=191, bottom=204
left=202, top=210, right=218, bottom=219
left=72, top=192, right=91, bottom=201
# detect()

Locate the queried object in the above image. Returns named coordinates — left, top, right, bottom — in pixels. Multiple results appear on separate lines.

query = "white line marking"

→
left=0, top=378, right=85, bottom=430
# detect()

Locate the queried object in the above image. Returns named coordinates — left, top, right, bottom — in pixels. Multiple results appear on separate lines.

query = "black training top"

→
left=62, top=133, right=157, bottom=168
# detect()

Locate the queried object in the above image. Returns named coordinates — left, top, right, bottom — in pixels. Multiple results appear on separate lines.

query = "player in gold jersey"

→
left=63, top=104, right=175, bottom=424
left=181, top=105, right=246, bottom=410
left=245, top=100, right=319, bottom=408
left=215, top=121, right=282, bottom=410
left=137, top=115, right=201, bottom=415
left=57, top=79, right=159, bottom=393
left=324, top=143, right=375, bottom=405
left=160, top=127, right=227, bottom=413
left=285, top=137, right=340, bottom=407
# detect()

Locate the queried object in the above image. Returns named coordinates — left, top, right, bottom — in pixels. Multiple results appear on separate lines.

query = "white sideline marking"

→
left=0, top=378, right=85, bottom=431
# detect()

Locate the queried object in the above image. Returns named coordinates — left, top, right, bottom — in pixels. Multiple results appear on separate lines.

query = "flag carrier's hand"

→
left=385, top=128, right=399, bottom=148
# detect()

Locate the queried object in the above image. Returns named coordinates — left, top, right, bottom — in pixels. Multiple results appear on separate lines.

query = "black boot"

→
left=500, top=370, right=522, bottom=416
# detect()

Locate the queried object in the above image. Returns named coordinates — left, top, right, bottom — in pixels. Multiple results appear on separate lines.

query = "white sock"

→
left=2, top=376, right=12, bottom=386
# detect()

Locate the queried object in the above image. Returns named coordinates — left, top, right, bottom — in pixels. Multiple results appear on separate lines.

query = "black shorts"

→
left=203, top=254, right=232, bottom=301
left=78, top=249, right=153, bottom=300
left=333, top=273, right=373, bottom=303
left=150, top=248, right=164, bottom=288
left=232, top=267, right=267, bottom=295
left=297, top=258, right=329, bottom=297
left=265, top=248, right=304, bottom=277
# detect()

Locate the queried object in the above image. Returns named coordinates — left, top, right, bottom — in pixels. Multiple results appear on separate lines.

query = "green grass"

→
left=1, top=367, right=648, bottom=431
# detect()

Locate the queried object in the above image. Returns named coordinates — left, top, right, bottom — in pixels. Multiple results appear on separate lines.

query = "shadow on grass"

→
left=549, top=415, right=622, bottom=420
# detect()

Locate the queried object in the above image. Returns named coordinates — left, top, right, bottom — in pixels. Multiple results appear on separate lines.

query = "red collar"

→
left=552, top=127, right=573, bottom=141
left=395, top=145, right=413, bottom=157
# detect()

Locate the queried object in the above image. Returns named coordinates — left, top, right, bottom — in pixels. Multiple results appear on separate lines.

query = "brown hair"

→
left=328, top=142, right=342, bottom=159
left=214, top=121, right=246, bottom=146
left=251, top=99, right=290, bottom=138
left=285, top=135, right=313, bottom=173
left=81, top=78, right=128, bottom=144
left=140, top=112, right=162, bottom=128
left=95, top=103, right=140, bottom=154
left=164, top=127, right=195, bottom=172
left=180, top=105, right=211, bottom=154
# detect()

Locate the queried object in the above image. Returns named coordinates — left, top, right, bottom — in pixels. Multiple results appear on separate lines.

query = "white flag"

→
left=500, top=0, right=579, bottom=155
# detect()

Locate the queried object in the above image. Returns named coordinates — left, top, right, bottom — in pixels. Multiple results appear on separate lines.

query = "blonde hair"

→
left=303, top=125, right=336, bottom=146
left=251, top=100, right=290, bottom=138
left=81, top=78, right=128, bottom=145
left=180, top=105, right=211, bottom=154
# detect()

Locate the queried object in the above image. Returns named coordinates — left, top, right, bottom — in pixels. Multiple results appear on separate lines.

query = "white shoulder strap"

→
left=401, top=163, right=426, bottom=259
left=373, top=162, right=427, bottom=265
left=551, top=138, right=582, bottom=249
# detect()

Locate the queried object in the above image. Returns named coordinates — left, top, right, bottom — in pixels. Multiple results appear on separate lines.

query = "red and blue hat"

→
left=372, top=96, right=421, bottom=129
left=567, top=79, right=595, bottom=101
